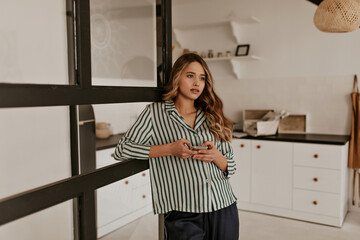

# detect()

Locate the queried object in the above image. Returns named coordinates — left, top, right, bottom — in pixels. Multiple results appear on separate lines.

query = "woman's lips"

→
left=191, top=89, right=200, bottom=94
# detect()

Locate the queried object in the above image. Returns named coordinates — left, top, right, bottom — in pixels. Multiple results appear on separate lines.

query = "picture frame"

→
left=235, top=44, right=250, bottom=56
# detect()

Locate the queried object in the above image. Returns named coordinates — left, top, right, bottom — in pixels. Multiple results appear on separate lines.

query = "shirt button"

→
left=206, top=179, right=211, bottom=184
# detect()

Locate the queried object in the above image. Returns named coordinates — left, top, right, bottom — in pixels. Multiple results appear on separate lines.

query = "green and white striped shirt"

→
left=114, top=101, right=237, bottom=214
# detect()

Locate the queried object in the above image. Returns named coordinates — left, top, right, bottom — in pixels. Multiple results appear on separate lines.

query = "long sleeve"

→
left=219, top=140, right=236, bottom=178
left=114, top=105, right=153, bottom=160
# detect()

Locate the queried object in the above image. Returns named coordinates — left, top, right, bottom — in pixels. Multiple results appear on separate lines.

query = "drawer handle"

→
left=313, top=201, right=318, bottom=205
left=142, top=173, right=146, bottom=177
left=111, top=153, right=115, bottom=158
left=240, top=144, right=245, bottom=148
left=125, top=180, right=129, bottom=185
left=142, top=195, right=146, bottom=199
left=313, top=154, right=319, bottom=158
left=313, top=177, right=318, bottom=182
left=256, top=145, right=261, bottom=149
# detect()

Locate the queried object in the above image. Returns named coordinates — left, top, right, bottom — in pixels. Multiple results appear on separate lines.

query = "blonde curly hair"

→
left=162, top=53, right=233, bottom=142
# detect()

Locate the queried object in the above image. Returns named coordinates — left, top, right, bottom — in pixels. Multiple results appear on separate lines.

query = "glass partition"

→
left=90, top=0, right=158, bottom=87
left=93, top=102, right=150, bottom=169
left=0, top=200, right=73, bottom=240
left=0, top=106, right=71, bottom=199
left=0, top=0, right=70, bottom=85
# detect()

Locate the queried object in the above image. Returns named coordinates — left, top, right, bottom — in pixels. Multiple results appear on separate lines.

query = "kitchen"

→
left=1, top=0, right=360, bottom=239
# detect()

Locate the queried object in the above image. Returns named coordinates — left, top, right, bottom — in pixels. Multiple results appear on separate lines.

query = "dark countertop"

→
left=237, top=133, right=350, bottom=145
left=96, top=133, right=124, bottom=150
left=96, top=132, right=350, bottom=150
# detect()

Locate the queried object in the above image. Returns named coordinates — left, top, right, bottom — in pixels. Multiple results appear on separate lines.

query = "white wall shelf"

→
left=204, top=56, right=261, bottom=62
left=173, top=16, right=260, bottom=47
left=173, top=15, right=261, bottom=79
left=205, top=56, right=262, bottom=79
left=173, top=16, right=260, bottom=30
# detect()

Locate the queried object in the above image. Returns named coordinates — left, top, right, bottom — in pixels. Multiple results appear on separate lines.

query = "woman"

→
left=114, top=53, right=239, bottom=240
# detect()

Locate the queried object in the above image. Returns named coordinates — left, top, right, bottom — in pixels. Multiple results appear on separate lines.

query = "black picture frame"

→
left=235, top=44, right=250, bottom=56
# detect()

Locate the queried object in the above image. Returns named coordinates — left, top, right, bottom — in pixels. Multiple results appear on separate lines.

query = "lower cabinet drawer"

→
left=293, top=143, right=342, bottom=170
left=132, top=170, right=150, bottom=188
left=96, top=148, right=118, bottom=168
left=293, top=189, right=340, bottom=217
left=293, top=166, right=340, bottom=194
left=134, top=183, right=152, bottom=208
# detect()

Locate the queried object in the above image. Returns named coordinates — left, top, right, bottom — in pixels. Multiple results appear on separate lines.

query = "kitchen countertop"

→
left=237, top=132, right=350, bottom=145
left=96, top=133, right=124, bottom=150
left=96, top=132, right=350, bottom=150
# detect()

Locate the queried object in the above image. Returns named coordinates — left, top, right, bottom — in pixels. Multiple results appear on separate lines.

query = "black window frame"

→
left=0, top=0, right=172, bottom=239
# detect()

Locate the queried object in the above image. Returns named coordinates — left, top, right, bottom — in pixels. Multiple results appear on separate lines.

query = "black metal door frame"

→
left=0, top=0, right=172, bottom=239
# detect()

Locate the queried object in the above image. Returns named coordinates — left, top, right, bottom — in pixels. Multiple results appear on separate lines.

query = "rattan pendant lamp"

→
left=314, top=0, right=360, bottom=32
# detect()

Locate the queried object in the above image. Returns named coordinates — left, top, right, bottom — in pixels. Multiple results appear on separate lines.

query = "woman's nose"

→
left=193, top=78, right=200, bottom=86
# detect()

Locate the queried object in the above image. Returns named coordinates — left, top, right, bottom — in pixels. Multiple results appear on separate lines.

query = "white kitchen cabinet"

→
left=251, top=140, right=293, bottom=209
left=231, top=138, right=349, bottom=227
left=230, top=139, right=252, bottom=202
left=96, top=148, right=152, bottom=238
left=292, top=142, right=349, bottom=226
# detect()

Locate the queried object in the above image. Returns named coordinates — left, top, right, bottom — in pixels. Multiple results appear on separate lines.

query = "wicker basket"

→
left=314, top=0, right=360, bottom=33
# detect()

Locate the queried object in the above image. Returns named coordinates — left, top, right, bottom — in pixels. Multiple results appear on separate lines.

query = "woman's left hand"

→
left=192, top=141, right=222, bottom=163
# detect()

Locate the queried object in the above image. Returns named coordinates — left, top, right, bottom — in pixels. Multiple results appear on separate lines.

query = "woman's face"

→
left=177, top=61, right=206, bottom=101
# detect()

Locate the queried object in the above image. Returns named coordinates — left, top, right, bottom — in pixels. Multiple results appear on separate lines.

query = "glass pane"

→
left=93, top=102, right=150, bottom=168
left=90, top=0, right=158, bottom=87
left=93, top=102, right=153, bottom=238
left=96, top=170, right=153, bottom=239
left=0, top=106, right=71, bottom=199
left=93, top=102, right=150, bottom=134
left=0, top=200, right=73, bottom=240
left=0, top=1, right=70, bottom=85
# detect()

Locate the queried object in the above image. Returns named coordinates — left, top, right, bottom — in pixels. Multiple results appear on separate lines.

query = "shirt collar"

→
left=164, top=101, right=207, bottom=132
left=164, top=100, right=177, bottom=112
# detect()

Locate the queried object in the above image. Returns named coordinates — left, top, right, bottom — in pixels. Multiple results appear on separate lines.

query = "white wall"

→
left=215, top=74, right=353, bottom=135
left=93, top=102, right=150, bottom=135
left=172, top=0, right=360, bottom=135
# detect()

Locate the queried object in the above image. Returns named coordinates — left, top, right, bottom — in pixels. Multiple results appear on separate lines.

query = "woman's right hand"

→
left=170, top=138, right=197, bottom=159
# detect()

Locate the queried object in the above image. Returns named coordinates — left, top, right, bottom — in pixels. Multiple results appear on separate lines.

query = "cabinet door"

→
left=230, top=139, right=251, bottom=202
left=251, top=140, right=292, bottom=209
left=97, top=176, right=134, bottom=228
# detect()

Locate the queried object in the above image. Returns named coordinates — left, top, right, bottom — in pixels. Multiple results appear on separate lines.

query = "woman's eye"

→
left=187, top=74, right=194, bottom=78
left=200, top=77, right=206, bottom=81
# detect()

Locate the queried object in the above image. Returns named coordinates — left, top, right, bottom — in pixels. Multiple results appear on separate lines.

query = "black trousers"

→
left=164, top=202, right=239, bottom=240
